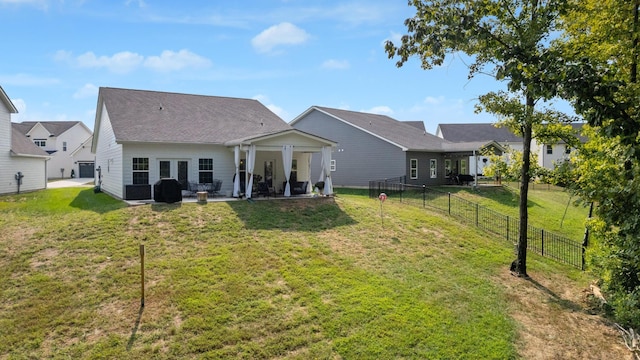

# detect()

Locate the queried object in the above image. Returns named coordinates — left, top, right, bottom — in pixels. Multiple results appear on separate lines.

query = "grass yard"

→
left=0, top=188, right=628, bottom=359
left=430, top=185, right=591, bottom=241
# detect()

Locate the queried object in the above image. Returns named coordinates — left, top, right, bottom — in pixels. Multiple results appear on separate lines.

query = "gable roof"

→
left=10, top=125, right=49, bottom=158
left=437, top=123, right=522, bottom=143
left=292, top=106, right=448, bottom=151
left=15, top=121, right=85, bottom=137
left=96, top=87, right=291, bottom=145
left=0, top=86, right=18, bottom=114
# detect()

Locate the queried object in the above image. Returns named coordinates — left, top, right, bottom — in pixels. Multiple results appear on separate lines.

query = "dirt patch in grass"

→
left=497, top=268, right=631, bottom=359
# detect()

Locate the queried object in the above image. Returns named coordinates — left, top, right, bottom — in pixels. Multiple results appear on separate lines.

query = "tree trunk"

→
left=513, top=95, right=534, bottom=277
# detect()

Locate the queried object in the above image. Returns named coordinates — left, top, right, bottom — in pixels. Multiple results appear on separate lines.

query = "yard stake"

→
left=140, top=244, right=145, bottom=307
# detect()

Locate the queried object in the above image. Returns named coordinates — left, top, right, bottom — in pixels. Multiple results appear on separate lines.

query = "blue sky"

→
left=1, top=0, right=537, bottom=134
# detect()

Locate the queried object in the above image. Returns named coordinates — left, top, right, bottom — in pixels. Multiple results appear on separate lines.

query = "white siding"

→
left=47, top=123, right=93, bottom=179
left=121, top=143, right=235, bottom=195
left=0, top=100, right=47, bottom=194
left=94, top=105, right=124, bottom=199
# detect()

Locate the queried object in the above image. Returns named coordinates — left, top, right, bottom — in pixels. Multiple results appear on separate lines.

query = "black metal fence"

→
left=369, top=179, right=584, bottom=269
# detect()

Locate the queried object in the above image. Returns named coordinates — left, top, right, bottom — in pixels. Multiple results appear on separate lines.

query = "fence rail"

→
left=369, top=179, right=584, bottom=269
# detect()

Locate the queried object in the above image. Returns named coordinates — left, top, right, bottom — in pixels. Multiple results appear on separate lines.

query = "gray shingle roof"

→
left=15, top=121, right=81, bottom=136
left=99, top=87, right=292, bottom=144
left=10, top=125, right=49, bottom=157
left=314, top=107, right=448, bottom=151
left=438, top=123, right=522, bottom=143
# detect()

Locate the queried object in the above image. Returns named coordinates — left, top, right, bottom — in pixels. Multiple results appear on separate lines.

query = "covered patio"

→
left=225, top=129, right=337, bottom=199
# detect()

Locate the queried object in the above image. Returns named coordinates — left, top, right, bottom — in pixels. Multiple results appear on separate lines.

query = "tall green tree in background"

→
left=559, top=0, right=640, bottom=327
left=385, top=0, right=573, bottom=277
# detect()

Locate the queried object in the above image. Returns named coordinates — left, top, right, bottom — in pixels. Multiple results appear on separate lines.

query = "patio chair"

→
left=207, top=179, right=222, bottom=197
left=183, top=181, right=199, bottom=197
left=257, top=181, right=274, bottom=197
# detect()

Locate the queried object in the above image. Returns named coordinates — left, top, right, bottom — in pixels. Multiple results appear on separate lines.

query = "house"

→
left=436, top=122, right=586, bottom=171
left=13, top=121, right=94, bottom=179
left=91, top=87, right=336, bottom=201
left=0, top=86, right=49, bottom=194
left=290, top=106, right=502, bottom=187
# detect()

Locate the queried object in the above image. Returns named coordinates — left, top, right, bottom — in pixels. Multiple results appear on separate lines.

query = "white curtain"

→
left=307, top=153, right=313, bottom=193
left=282, top=145, right=293, bottom=197
left=321, top=146, right=333, bottom=195
left=233, top=146, right=240, bottom=197
left=246, top=145, right=256, bottom=198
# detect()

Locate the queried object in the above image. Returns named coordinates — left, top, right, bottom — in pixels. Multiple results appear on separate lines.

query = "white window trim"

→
left=430, top=159, right=437, bottom=179
left=330, top=159, right=336, bottom=172
left=410, top=159, right=418, bottom=179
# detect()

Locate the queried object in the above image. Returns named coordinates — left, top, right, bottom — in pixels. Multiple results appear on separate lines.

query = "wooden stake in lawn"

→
left=379, top=192, right=387, bottom=227
left=140, top=244, right=145, bottom=307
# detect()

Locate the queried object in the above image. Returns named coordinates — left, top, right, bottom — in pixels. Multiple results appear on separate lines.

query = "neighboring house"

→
left=436, top=122, right=586, bottom=172
left=13, top=121, right=94, bottom=179
left=290, top=106, right=502, bottom=187
left=92, top=87, right=336, bottom=201
left=0, top=86, right=48, bottom=194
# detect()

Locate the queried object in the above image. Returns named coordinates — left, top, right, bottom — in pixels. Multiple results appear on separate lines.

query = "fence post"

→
left=475, top=203, right=479, bottom=227
left=506, top=215, right=509, bottom=242
left=422, top=184, right=426, bottom=208
left=448, top=192, right=451, bottom=215
left=541, top=229, right=544, bottom=256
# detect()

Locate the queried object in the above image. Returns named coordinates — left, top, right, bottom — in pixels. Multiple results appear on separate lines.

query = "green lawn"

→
left=0, top=187, right=590, bottom=359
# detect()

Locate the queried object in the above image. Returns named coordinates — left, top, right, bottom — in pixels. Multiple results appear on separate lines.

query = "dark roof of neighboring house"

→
left=438, top=123, right=522, bottom=143
left=97, top=87, right=291, bottom=144
left=10, top=125, right=49, bottom=157
left=15, top=121, right=82, bottom=136
left=309, top=106, right=449, bottom=151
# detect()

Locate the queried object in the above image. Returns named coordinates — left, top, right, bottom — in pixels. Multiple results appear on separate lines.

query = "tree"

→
left=385, top=0, right=573, bottom=276
left=559, top=0, right=640, bottom=327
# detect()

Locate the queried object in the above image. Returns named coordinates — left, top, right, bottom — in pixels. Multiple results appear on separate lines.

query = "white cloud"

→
left=364, top=106, right=393, bottom=115
left=384, top=31, right=403, bottom=47
left=321, top=59, right=350, bottom=70
left=144, top=49, right=212, bottom=72
left=0, top=73, right=59, bottom=86
left=253, top=94, right=288, bottom=120
left=56, top=49, right=212, bottom=74
left=73, top=83, right=99, bottom=99
left=251, top=22, right=310, bottom=54
left=76, top=51, right=144, bottom=74
left=125, top=0, right=146, bottom=8
left=424, top=96, right=445, bottom=105
left=0, top=0, right=48, bottom=10
left=11, top=98, right=26, bottom=114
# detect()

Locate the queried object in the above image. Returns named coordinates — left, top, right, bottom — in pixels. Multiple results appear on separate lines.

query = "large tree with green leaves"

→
left=385, top=0, right=573, bottom=277
left=559, top=0, right=640, bottom=327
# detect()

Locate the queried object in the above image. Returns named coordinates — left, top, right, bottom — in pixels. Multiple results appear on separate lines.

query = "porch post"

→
left=233, top=146, right=240, bottom=197
left=282, top=145, right=293, bottom=197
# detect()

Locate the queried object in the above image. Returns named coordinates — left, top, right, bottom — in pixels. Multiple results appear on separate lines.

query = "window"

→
left=159, top=161, right=170, bottom=178
left=410, top=159, right=418, bottom=179
left=34, top=139, right=46, bottom=147
left=430, top=159, right=437, bottom=178
left=199, top=158, right=213, bottom=183
left=565, top=145, right=571, bottom=154
left=461, top=159, right=467, bottom=175
left=63, top=141, right=67, bottom=151
left=132, top=157, right=149, bottom=184
left=546, top=144, right=553, bottom=154
left=290, top=159, right=298, bottom=182
left=330, top=159, right=336, bottom=172
left=444, top=159, right=452, bottom=178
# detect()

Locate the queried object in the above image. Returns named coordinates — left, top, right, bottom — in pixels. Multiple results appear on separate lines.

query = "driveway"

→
left=47, top=178, right=95, bottom=188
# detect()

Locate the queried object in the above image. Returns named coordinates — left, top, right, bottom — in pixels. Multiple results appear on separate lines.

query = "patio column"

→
left=321, top=146, right=333, bottom=195
left=246, top=145, right=256, bottom=198
left=282, top=144, right=293, bottom=197
left=233, top=146, right=240, bottom=197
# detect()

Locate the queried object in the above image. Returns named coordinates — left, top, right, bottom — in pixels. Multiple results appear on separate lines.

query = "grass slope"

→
left=0, top=188, right=624, bottom=359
